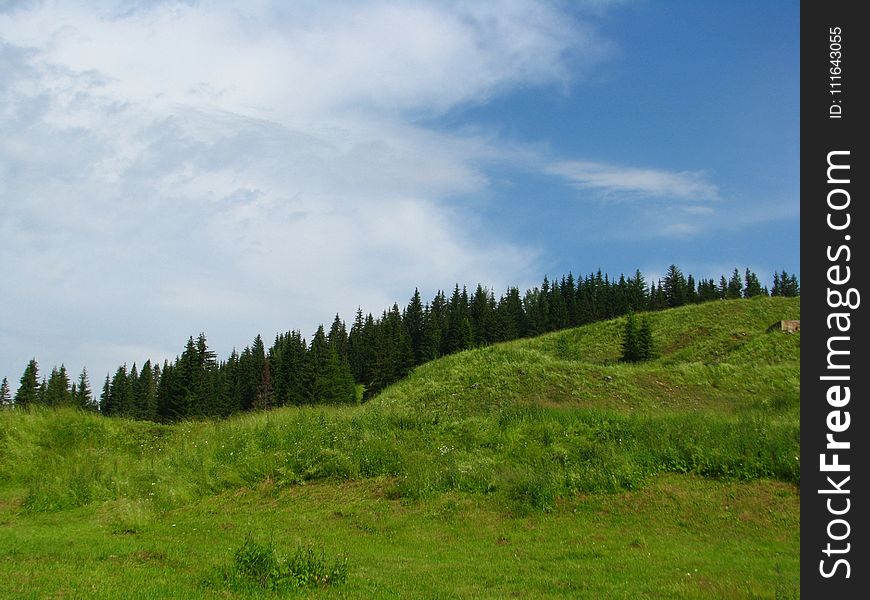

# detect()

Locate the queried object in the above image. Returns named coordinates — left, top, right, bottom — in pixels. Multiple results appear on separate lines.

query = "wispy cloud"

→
left=1, top=0, right=608, bottom=380
left=547, top=160, right=719, bottom=202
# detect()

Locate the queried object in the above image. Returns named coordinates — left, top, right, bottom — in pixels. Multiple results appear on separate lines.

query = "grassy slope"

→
left=0, top=297, right=800, bottom=598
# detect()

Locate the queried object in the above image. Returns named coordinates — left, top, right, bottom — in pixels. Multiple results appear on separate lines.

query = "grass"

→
left=0, top=297, right=800, bottom=597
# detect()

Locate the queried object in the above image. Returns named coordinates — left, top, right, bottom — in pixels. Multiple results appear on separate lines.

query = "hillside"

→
left=0, top=297, right=800, bottom=598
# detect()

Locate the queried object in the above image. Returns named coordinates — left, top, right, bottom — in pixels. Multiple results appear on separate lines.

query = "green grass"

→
left=0, top=297, right=800, bottom=598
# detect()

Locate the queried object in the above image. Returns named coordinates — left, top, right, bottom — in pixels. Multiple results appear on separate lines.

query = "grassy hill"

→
left=0, top=297, right=800, bottom=598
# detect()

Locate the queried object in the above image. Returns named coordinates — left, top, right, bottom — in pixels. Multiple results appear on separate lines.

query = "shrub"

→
left=227, top=537, right=348, bottom=592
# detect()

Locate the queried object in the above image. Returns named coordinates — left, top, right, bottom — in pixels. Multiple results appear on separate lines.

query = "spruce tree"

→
left=726, top=268, right=743, bottom=299
left=637, top=316, right=655, bottom=361
left=110, top=365, right=130, bottom=417
left=75, top=367, right=95, bottom=411
left=469, top=284, right=492, bottom=346
left=139, top=361, right=158, bottom=420
left=98, top=374, right=109, bottom=414
left=663, top=264, right=687, bottom=308
left=445, top=285, right=473, bottom=354
left=14, top=359, right=40, bottom=408
left=44, top=364, right=72, bottom=406
left=404, top=289, right=426, bottom=365
left=421, top=291, right=448, bottom=361
left=0, top=377, right=11, bottom=407
left=621, top=313, right=640, bottom=362
left=743, top=268, right=764, bottom=298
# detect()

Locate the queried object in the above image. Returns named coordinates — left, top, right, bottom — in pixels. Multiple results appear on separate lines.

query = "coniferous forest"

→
left=3, top=266, right=799, bottom=422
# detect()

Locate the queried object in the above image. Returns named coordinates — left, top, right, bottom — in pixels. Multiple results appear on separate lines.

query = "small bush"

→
left=227, top=537, right=348, bottom=592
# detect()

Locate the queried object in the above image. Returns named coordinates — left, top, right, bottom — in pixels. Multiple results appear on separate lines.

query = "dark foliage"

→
left=6, top=266, right=794, bottom=420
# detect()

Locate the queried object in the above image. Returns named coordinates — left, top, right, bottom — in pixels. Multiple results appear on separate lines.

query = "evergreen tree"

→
left=776, top=271, right=800, bottom=296
left=404, top=289, right=426, bottom=364
left=327, top=315, right=349, bottom=363
left=496, top=286, right=526, bottom=341
left=220, top=350, right=242, bottom=416
left=685, top=274, right=697, bottom=304
left=37, top=377, right=47, bottom=405
left=620, top=313, right=640, bottom=362
left=44, top=364, right=72, bottom=407
left=75, top=367, right=96, bottom=411
left=562, top=273, right=578, bottom=326
left=637, top=316, right=655, bottom=361
left=14, top=359, right=39, bottom=408
left=612, top=275, right=629, bottom=317
left=270, top=331, right=307, bottom=407
left=621, top=313, right=654, bottom=362
left=138, top=361, right=158, bottom=420
left=0, top=377, right=11, bottom=407
left=249, top=335, right=271, bottom=410
left=306, top=325, right=355, bottom=404
left=445, top=285, right=473, bottom=354
left=743, top=268, right=764, bottom=298
left=128, top=363, right=141, bottom=416
left=110, top=365, right=130, bottom=417
left=157, top=360, right=184, bottom=421
left=421, top=290, right=448, bottom=361
left=662, top=264, right=688, bottom=308
left=100, top=374, right=112, bottom=415
left=726, top=268, right=743, bottom=299
left=469, top=284, right=493, bottom=346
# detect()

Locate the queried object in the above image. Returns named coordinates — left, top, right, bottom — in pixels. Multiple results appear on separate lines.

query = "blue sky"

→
left=0, top=0, right=799, bottom=389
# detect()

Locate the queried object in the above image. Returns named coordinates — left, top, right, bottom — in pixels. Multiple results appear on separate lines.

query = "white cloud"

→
left=1, top=0, right=596, bottom=382
left=547, top=160, right=719, bottom=202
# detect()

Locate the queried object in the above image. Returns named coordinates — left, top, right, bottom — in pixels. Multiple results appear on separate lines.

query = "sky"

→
left=0, top=0, right=799, bottom=391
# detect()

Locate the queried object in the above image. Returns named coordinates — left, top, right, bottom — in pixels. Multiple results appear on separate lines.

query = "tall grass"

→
left=0, top=298, right=799, bottom=515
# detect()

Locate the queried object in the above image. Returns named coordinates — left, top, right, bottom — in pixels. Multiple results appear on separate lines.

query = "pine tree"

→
left=445, top=285, right=473, bottom=354
left=743, top=268, right=764, bottom=298
left=776, top=271, right=800, bottom=297
left=685, top=274, right=697, bottom=304
left=620, top=313, right=640, bottom=362
left=249, top=335, right=271, bottom=410
left=128, top=363, right=141, bottom=416
left=306, top=325, right=355, bottom=404
left=157, top=360, right=183, bottom=421
left=110, top=365, right=130, bottom=417
left=421, top=291, right=448, bottom=361
left=726, top=268, right=743, bottom=299
left=139, top=361, right=158, bottom=420
left=44, top=364, right=72, bottom=406
left=14, top=359, right=40, bottom=408
left=562, top=273, right=578, bottom=326
left=327, top=315, right=349, bottom=363
left=637, top=316, right=655, bottom=361
left=496, top=286, right=526, bottom=341
left=469, top=284, right=492, bottom=346
left=75, top=367, right=95, bottom=411
left=621, top=313, right=654, bottom=362
left=100, top=374, right=112, bottom=415
left=404, top=289, right=426, bottom=365
left=662, top=264, right=687, bottom=308
left=0, top=377, right=11, bottom=407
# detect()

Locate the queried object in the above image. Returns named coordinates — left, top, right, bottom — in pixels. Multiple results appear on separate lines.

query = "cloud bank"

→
left=1, top=0, right=614, bottom=381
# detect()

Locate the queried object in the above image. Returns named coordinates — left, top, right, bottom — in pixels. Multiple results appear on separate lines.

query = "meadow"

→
left=0, top=297, right=800, bottom=598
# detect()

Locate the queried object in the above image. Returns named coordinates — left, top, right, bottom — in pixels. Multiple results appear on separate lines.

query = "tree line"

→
left=1, top=266, right=799, bottom=420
